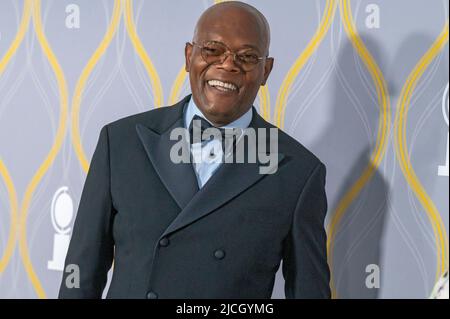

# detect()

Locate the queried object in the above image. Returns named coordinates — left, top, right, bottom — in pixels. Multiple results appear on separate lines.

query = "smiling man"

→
left=59, top=1, right=330, bottom=299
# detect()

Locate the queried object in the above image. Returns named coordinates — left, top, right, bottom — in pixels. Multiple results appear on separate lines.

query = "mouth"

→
left=206, top=79, right=239, bottom=93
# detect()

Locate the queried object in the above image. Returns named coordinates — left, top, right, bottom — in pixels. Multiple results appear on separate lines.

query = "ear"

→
left=185, top=42, right=193, bottom=72
left=261, top=57, right=274, bottom=86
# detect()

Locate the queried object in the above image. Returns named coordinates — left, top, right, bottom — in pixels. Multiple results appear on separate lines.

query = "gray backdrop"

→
left=0, top=0, right=448, bottom=299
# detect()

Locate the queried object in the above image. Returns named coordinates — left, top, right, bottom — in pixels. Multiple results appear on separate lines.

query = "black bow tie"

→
left=188, top=115, right=239, bottom=152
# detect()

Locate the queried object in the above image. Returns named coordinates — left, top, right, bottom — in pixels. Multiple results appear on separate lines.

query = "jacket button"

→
left=146, top=291, right=158, bottom=299
left=214, top=249, right=225, bottom=260
left=159, top=237, right=170, bottom=247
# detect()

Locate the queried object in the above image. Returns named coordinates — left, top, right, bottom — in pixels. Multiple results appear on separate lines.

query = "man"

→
left=59, top=1, right=330, bottom=299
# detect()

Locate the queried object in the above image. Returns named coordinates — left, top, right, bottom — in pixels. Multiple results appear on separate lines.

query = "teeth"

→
left=207, top=80, right=237, bottom=91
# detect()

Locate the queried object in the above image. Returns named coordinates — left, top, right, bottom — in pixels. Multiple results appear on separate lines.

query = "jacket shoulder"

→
left=256, top=115, right=324, bottom=169
left=106, top=105, right=178, bottom=131
left=276, top=127, right=325, bottom=170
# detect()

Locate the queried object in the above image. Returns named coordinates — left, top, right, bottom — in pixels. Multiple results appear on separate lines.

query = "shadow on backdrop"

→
left=314, top=34, right=389, bottom=299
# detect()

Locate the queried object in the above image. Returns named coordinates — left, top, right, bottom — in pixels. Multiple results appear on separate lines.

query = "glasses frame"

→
left=189, top=40, right=268, bottom=72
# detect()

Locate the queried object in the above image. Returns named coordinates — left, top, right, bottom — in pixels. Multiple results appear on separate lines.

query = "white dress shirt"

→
left=184, top=97, right=253, bottom=188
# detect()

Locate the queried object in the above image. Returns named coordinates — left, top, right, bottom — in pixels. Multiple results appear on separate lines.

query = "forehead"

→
left=195, top=9, right=266, bottom=51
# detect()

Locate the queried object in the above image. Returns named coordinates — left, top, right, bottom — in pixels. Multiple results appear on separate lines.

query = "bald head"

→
left=193, top=1, right=271, bottom=55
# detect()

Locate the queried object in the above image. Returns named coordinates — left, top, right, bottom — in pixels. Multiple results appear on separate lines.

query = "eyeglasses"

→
left=189, top=41, right=267, bottom=72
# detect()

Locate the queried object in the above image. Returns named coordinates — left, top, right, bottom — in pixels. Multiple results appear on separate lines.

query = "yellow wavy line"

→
left=124, top=0, right=163, bottom=107
left=0, top=0, right=32, bottom=275
left=168, top=67, right=187, bottom=106
left=18, top=0, right=69, bottom=298
left=394, top=22, right=449, bottom=286
left=326, top=0, right=391, bottom=299
left=259, top=85, right=271, bottom=122
left=0, top=161, right=19, bottom=274
left=71, top=0, right=122, bottom=173
left=0, top=0, right=32, bottom=74
left=274, top=0, right=337, bottom=128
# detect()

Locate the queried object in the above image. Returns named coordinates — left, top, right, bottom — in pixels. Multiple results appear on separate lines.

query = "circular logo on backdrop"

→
left=51, top=187, right=73, bottom=235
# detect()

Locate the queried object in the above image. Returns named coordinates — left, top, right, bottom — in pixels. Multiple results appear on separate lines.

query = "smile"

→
left=207, top=80, right=238, bottom=92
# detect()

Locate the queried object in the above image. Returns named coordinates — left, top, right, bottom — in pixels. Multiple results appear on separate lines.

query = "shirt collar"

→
left=184, top=96, right=253, bottom=129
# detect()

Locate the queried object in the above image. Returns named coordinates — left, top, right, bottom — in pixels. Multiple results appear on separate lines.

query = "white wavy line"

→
left=403, top=51, right=445, bottom=254
left=285, top=57, right=318, bottom=106
left=316, top=3, right=376, bottom=246
left=335, top=189, right=388, bottom=294
left=79, top=64, right=121, bottom=140
left=409, top=47, right=443, bottom=112
left=0, top=0, right=24, bottom=299
left=408, top=186, right=438, bottom=250
left=352, top=0, right=379, bottom=108
left=330, top=0, right=431, bottom=297
left=406, top=82, right=449, bottom=252
left=288, top=55, right=334, bottom=134
left=127, top=0, right=156, bottom=111
left=384, top=24, right=448, bottom=298
left=344, top=0, right=374, bottom=140
left=119, top=18, right=149, bottom=113
left=388, top=136, right=431, bottom=296
left=63, top=0, right=111, bottom=184
left=327, top=14, right=373, bottom=144
left=0, top=0, right=20, bottom=93
left=79, top=15, right=124, bottom=140
left=17, top=0, right=62, bottom=296
left=354, top=48, right=379, bottom=111
left=79, top=1, right=110, bottom=101
left=287, top=1, right=334, bottom=132
left=0, top=53, right=17, bottom=95
left=132, top=47, right=155, bottom=105
left=284, top=0, right=322, bottom=110
left=0, top=56, right=29, bottom=119
left=374, top=139, right=431, bottom=296
left=390, top=204, right=431, bottom=295
left=131, top=0, right=156, bottom=106
left=27, top=49, right=58, bottom=135
left=37, top=0, right=59, bottom=98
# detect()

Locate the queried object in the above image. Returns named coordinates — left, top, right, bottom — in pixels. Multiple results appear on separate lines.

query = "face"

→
left=185, top=9, right=274, bottom=126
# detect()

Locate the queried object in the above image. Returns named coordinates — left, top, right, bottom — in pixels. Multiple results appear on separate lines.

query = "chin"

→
left=206, top=103, right=239, bottom=121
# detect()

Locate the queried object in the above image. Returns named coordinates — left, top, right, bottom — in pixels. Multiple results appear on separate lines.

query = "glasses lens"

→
left=199, top=41, right=262, bottom=71
left=236, top=53, right=260, bottom=71
left=201, top=42, right=227, bottom=64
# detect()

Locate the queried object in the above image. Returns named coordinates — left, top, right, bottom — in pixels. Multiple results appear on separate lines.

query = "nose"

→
left=217, top=53, right=241, bottom=73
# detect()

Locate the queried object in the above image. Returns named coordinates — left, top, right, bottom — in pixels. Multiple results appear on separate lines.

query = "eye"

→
left=239, top=53, right=259, bottom=64
left=203, top=47, right=220, bottom=55
left=202, top=43, right=225, bottom=56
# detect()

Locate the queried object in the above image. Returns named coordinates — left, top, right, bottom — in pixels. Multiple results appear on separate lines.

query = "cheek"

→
left=243, top=73, right=263, bottom=95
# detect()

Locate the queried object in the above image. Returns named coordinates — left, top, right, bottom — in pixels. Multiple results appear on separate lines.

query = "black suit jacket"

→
left=59, top=95, right=330, bottom=299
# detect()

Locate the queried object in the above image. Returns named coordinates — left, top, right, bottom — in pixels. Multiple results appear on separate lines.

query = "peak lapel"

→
left=136, top=96, right=199, bottom=209
left=161, top=109, right=285, bottom=238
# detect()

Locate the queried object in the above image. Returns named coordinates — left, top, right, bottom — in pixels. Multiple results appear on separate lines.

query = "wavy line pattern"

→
left=124, top=0, right=163, bottom=107
left=17, top=0, right=69, bottom=298
left=71, top=0, right=122, bottom=173
left=0, top=0, right=32, bottom=275
left=326, top=0, right=391, bottom=299
left=0, top=0, right=448, bottom=299
left=274, top=0, right=337, bottom=128
left=394, top=22, right=449, bottom=285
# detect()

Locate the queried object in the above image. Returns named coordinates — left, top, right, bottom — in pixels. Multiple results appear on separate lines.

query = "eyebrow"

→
left=239, top=44, right=262, bottom=53
left=206, top=40, right=262, bottom=52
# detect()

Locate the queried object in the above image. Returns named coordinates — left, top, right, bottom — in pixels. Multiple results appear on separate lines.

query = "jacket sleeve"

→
left=282, top=162, right=331, bottom=299
left=59, top=125, right=115, bottom=299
